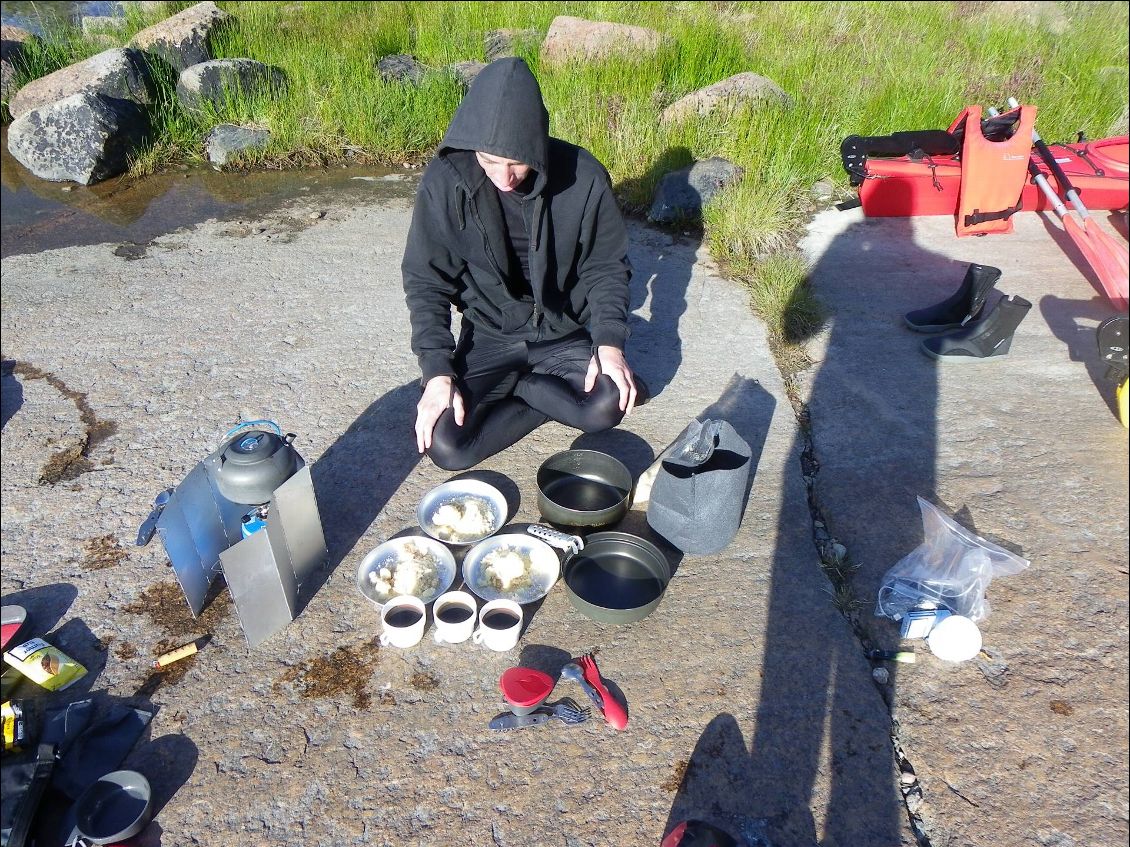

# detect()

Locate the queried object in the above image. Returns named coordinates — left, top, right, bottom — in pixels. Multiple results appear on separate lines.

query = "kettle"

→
left=210, top=420, right=303, bottom=506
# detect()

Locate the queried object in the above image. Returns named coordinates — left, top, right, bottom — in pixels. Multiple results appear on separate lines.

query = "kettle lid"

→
left=222, top=430, right=288, bottom=465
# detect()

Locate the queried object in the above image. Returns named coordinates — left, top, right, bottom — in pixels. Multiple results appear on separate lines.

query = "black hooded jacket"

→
left=401, top=58, right=632, bottom=383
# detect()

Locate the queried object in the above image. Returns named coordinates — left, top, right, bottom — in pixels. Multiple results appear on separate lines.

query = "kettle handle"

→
left=223, top=419, right=283, bottom=442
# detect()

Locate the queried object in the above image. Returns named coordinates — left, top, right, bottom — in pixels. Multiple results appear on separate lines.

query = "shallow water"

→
left=1, top=127, right=419, bottom=258
left=0, top=1, right=122, bottom=34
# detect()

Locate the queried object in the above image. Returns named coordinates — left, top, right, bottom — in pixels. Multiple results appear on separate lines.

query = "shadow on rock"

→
left=570, top=426, right=656, bottom=479
left=1, top=358, right=25, bottom=428
left=663, top=713, right=781, bottom=846
left=1037, top=213, right=1112, bottom=302
left=0, top=582, right=78, bottom=636
left=127, top=732, right=199, bottom=817
left=517, top=643, right=572, bottom=678
left=306, top=381, right=421, bottom=609
left=1040, top=293, right=1124, bottom=421
left=621, top=146, right=700, bottom=399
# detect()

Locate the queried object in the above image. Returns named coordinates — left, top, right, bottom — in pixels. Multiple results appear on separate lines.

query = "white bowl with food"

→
left=417, top=479, right=508, bottom=546
left=357, top=535, right=457, bottom=610
left=462, top=533, right=561, bottom=604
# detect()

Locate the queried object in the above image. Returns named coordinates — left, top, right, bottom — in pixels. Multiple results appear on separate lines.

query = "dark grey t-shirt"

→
left=497, top=174, right=535, bottom=295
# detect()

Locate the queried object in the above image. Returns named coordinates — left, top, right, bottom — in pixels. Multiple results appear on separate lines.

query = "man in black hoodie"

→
left=402, top=57, right=641, bottom=470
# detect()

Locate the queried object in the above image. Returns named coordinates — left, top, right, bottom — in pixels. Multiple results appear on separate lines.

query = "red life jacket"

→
left=952, top=104, right=1037, bottom=236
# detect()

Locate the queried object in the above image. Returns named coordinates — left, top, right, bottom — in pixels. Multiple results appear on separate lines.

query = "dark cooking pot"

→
left=536, top=449, right=632, bottom=528
left=210, top=420, right=303, bottom=506
left=562, top=531, right=671, bottom=624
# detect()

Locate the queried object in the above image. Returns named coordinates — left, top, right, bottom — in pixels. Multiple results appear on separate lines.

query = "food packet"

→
left=2, top=699, right=39, bottom=752
left=3, top=637, right=88, bottom=691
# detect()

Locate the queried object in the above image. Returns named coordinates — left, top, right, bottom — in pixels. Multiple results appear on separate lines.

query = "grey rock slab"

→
left=176, top=58, right=286, bottom=111
left=205, top=123, right=270, bottom=166
left=540, top=15, right=662, bottom=65
left=8, top=46, right=156, bottom=119
left=130, top=0, right=229, bottom=72
left=483, top=28, right=541, bottom=62
left=648, top=157, right=744, bottom=225
left=7, top=91, right=150, bottom=184
left=0, top=192, right=913, bottom=845
left=661, top=72, right=793, bottom=125
left=446, top=60, right=487, bottom=88
left=376, top=53, right=425, bottom=85
left=796, top=207, right=1129, bottom=847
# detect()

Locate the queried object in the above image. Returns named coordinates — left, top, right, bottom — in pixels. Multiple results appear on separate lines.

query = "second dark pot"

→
left=536, top=449, right=632, bottom=528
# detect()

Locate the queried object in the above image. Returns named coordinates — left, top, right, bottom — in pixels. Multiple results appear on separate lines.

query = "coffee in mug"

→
left=379, top=595, right=426, bottom=648
left=432, top=591, right=478, bottom=644
left=471, top=599, right=523, bottom=652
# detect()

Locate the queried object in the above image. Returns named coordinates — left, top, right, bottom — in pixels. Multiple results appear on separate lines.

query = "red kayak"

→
left=859, top=135, right=1129, bottom=217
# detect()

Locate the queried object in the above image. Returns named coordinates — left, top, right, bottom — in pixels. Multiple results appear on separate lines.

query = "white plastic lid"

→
left=926, top=614, right=983, bottom=662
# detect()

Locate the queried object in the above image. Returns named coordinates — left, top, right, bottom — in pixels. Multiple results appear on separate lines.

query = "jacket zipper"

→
left=468, top=191, right=544, bottom=328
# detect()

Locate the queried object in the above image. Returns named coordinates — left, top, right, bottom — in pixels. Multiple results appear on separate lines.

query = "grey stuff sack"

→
left=646, top=418, right=752, bottom=554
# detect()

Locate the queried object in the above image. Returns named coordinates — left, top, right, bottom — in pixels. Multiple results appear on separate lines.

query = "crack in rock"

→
left=2, top=357, right=118, bottom=483
left=786, top=387, right=933, bottom=847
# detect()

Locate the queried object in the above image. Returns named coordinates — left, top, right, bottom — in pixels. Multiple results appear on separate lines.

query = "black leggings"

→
left=426, top=327, right=624, bottom=471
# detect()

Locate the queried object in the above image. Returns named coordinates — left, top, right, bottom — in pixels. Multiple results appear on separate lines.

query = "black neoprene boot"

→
left=904, top=263, right=1002, bottom=332
left=921, top=294, right=1032, bottom=363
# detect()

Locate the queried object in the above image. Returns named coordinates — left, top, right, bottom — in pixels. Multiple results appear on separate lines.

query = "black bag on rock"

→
left=645, top=419, right=751, bottom=554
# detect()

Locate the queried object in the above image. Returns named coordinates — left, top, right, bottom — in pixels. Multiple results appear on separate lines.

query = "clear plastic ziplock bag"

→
left=876, top=497, right=1030, bottom=623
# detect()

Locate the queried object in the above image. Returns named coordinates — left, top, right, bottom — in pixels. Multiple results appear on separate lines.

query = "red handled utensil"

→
left=577, top=652, right=629, bottom=731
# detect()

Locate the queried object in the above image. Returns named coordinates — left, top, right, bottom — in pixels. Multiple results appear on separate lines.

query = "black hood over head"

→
left=439, top=57, right=550, bottom=194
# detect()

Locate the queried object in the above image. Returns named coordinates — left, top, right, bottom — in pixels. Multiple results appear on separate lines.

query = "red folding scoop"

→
left=499, top=667, right=555, bottom=715
left=1, top=605, right=29, bottom=651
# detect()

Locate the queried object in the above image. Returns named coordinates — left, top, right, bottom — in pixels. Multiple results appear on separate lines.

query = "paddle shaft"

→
left=1007, top=96, right=1092, bottom=219
left=993, top=104, right=1129, bottom=308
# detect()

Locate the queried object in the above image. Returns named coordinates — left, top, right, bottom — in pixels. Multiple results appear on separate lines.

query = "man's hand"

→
left=584, top=345, right=637, bottom=415
left=416, top=375, right=464, bottom=453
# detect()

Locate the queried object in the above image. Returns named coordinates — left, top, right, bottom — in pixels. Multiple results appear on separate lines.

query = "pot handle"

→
left=527, top=524, right=584, bottom=555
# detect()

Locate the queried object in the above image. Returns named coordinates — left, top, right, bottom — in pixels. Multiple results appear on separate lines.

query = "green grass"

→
left=5, top=1, right=1127, bottom=347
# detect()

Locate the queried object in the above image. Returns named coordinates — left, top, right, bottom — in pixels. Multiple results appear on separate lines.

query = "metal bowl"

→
left=417, top=479, right=508, bottom=546
left=462, top=533, right=561, bottom=604
left=536, top=449, right=632, bottom=528
left=74, top=769, right=152, bottom=845
left=357, top=535, right=457, bottom=609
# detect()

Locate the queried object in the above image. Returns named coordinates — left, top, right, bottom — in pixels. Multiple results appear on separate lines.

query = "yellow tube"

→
left=153, top=641, right=199, bottom=668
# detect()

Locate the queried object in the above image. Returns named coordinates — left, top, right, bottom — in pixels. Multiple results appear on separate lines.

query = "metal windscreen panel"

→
left=219, top=522, right=298, bottom=649
left=155, top=496, right=212, bottom=616
left=177, top=463, right=230, bottom=583
left=270, top=465, right=328, bottom=588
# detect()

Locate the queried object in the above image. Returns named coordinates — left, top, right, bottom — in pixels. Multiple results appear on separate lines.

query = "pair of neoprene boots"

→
left=904, top=263, right=1032, bottom=362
